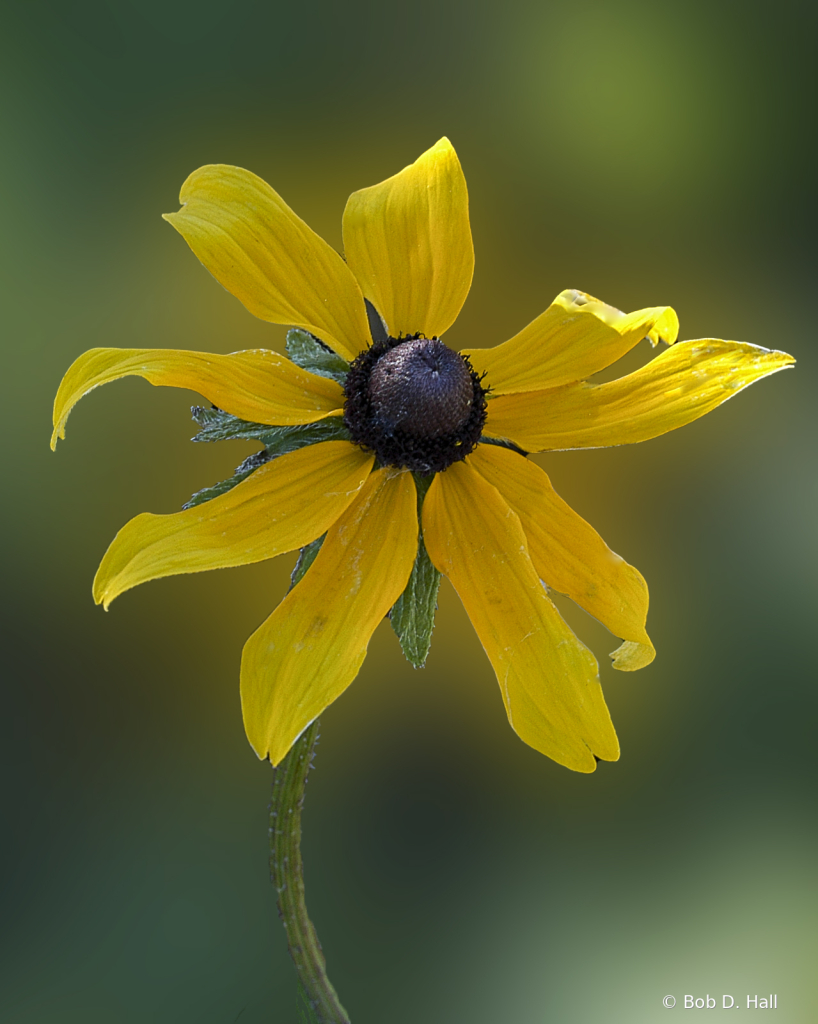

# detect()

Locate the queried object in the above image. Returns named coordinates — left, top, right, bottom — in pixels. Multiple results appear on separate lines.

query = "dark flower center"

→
left=343, top=334, right=488, bottom=474
left=369, top=339, right=473, bottom=437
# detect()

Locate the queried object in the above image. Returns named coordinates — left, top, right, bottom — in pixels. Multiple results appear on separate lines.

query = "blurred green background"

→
left=2, top=0, right=816, bottom=1021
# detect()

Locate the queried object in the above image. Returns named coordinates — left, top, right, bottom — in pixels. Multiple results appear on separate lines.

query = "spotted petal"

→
left=422, top=461, right=619, bottom=772
left=51, top=347, right=344, bottom=449
left=464, top=289, right=679, bottom=394
left=93, top=442, right=373, bottom=608
left=164, top=164, right=369, bottom=360
left=241, top=469, right=417, bottom=765
left=470, top=444, right=653, bottom=670
left=342, top=137, right=473, bottom=339
left=485, top=340, right=794, bottom=452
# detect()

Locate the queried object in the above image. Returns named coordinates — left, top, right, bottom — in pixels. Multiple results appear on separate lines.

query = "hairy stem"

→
left=269, top=720, right=349, bottom=1023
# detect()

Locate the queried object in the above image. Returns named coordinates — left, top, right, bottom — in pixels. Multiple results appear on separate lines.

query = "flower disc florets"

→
left=343, top=335, right=488, bottom=473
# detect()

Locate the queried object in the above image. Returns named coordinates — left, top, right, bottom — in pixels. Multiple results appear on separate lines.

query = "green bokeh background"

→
left=2, top=1, right=816, bottom=1021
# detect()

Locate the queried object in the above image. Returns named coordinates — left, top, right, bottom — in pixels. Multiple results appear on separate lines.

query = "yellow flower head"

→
left=51, top=138, right=794, bottom=774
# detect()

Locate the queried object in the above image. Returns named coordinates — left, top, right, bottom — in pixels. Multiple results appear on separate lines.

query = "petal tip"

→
left=251, top=737, right=272, bottom=762
left=571, top=739, right=620, bottom=772
left=648, top=306, right=680, bottom=347
left=92, top=574, right=112, bottom=610
left=610, top=639, right=656, bottom=671
left=594, top=733, right=621, bottom=766
left=162, top=210, right=184, bottom=233
left=264, top=730, right=298, bottom=767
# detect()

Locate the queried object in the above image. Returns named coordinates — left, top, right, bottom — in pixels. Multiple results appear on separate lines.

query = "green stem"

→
left=269, top=719, right=350, bottom=1023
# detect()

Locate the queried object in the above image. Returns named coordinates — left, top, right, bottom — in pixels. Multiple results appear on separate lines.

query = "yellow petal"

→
left=93, top=442, right=373, bottom=608
left=51, top=347, right=344, bottom=449
left=241, top=469, right=417, bottom=764
left=342, top=137, right=473, bottom=339
left=485, top=340, right=795, bottom=452
left=470, top=444, right=654, bottom=671
left=422, top=461, right=619, bottom=772
left=463, top=289, right=679, bottom=395
left=164, top=164, right=369, bottom=361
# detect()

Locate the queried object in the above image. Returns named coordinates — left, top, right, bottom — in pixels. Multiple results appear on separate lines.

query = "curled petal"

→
left=485, top=339, right=795, bottom=452
left=422, top=461, right=619, bottom=772
left=470, top=444, right=654, bottom=670
left=164, top=164, right=369, bottom=360
left=342, top=137, right=473, bottom=339
left=93, top=442, right=373, bottom=608
left=464, top=289, right=679, bottom=395
left=51, top=347, right=344, bottom=449
left=241, top=469, right=418, bottom=764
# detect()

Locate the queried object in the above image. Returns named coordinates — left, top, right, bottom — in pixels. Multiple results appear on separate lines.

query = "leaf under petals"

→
left=93, top=441, right=373, bottom=608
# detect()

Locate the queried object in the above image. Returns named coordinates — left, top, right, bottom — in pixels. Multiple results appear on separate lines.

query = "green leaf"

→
left=258, top=419, right=351, bottom=454
left=390, top=473, right=441, bottom=668
left=286, top=328, right=350, bottom=382
left=478, top=435, right=529, bottom=457
left=364, top=297, right=388, bottom=345
left=191, top=406, right=351, bottom=452
left=289, top=534, right=325, bottom=591
left=182, top=451, right=270, bottom=509
left=190, top=406, right=280, bottom=443
left=257, top=418, right=352, bottom=455
left=184, top=413, right=353, bottom=510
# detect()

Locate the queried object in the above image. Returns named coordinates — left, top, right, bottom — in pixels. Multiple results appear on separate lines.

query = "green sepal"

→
left=286, top=328, right=350, bottom=382
left=289, top=534, right=325, bottom=592
left=190, top=406, right=280, bottom=442
left=185, top=410, right=352, bottom=509
left=389, top=473, right=441, bottom=669
left=259, top=419, right=351, bottom=453
left=190, top=406, right=351, bottom=450
left=478, top=435, right=529, bottom=457
left=183, top=450, right=270, bottom=510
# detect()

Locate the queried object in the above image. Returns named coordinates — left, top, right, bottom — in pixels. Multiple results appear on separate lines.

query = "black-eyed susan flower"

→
left=51, top=138, right=794, bottom=774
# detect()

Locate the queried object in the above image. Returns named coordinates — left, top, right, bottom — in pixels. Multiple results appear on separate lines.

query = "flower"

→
left=51, top=138, right=794, bottom=773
